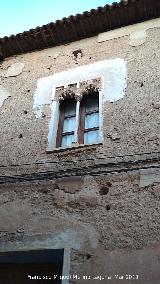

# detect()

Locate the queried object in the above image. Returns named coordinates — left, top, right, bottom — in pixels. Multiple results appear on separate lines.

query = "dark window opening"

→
left=0, top=249, right=64, bottom=284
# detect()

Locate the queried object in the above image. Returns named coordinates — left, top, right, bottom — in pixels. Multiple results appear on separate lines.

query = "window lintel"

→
left=54, top=78, right=102, bottom=102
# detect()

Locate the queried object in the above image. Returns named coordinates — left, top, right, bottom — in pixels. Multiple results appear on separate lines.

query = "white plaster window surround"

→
left=33, top=59, right=127, bottom=151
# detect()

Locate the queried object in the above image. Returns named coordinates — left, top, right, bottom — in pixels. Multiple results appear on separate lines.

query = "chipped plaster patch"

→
left=4, top=63, right=25, bottom=77
left=129, top=30, right=147, bottom=47
left=0, top=85, right=11, bottom=108
left=98, top=17, right=160, bottom=46
left=33, top=58, right=127, bottom=118
left=33, top=76, right=53, bottom=118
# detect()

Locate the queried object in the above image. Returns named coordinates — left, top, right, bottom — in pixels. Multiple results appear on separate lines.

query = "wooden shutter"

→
left=79, top=92, right=99, bottom=144
left=56, top=99, right=76, bottom=148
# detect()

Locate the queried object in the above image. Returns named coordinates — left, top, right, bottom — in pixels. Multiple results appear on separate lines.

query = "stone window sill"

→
left=46, top=142, right=103, bottom=154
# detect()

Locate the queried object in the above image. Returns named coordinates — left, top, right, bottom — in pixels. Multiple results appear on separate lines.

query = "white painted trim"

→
left=99, top=90, right=104, bottom=143
left=47, top=100, right=59, bottom=151
left=62, top=248, right=70, bottom=284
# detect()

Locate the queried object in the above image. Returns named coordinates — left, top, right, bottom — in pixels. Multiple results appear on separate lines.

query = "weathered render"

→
left=0, top=1, right=160, bottom=283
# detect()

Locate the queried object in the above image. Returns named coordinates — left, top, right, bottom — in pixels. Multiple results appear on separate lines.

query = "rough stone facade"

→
left=0, top=17, right=160, bottom=283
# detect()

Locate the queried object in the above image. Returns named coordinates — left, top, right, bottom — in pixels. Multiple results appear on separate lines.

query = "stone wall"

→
left=0, top=18, right=160, bottom=283
left=0, top=20, right=160, bottom=167
left=0, top=170, right=160, bottom=283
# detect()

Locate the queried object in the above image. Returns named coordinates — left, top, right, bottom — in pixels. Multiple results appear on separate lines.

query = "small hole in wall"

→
left=72, top=49, right=83, bottom=59
left=19, top=134, right=23, bottom=138
left=89, top=57, right=92, bottom=59
left=86, top=254, right=92, bottom=260
left=140, top=82, right=144, bottom=87
left=106, top=205, right=110, bottom=211
left=99, top=182, right=112, bottom=195
left=24, top=110, right=28, bottom=114
left=40, top=188, right=50, bottom=194
left=99, top=187, right=109, bottom=195
left=27, top=89, right=30, bottom=92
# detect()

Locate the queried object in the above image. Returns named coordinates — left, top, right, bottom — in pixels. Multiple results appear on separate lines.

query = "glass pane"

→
left=64, top=100, right=76, bottom=116
left=85, top=112, right=99, bottom=129
left=84, top=130, right=99, bottom=144
left=63, top=117, right=76, bottom=132
left=85, top=93, right=99, bottom=112
left=61, top=135, right=75, bottom=147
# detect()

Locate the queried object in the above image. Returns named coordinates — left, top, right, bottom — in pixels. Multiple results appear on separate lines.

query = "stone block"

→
left=139, top=168, right=160, bottom=187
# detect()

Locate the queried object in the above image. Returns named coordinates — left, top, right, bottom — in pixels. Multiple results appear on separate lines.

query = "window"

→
left=56, top=99, right=76, bottom=148
left=79, top=92, right=99, bottom=145
left=0, top=249, right=64, bottom=283
left=56, top=91, right=100, bottom=148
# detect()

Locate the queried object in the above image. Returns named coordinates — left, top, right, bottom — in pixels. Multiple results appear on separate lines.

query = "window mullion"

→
left=56, top=104, right=65, bottom=148
left=78, top=100, right=85, bottom=144
left=74, top=100, right=80, bottom=144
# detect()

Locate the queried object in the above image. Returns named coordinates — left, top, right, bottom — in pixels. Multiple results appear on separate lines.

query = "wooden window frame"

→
left=56, top=92, right=99, bottom=148
left=56, top=100, right=76, bottom=148
left=78, top=92, right=99, bottom=144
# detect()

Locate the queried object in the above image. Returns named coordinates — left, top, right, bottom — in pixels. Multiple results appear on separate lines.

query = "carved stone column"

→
left=55, top=83, right=77, bottom=101
left=79, top=78, right=102, bottom=97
